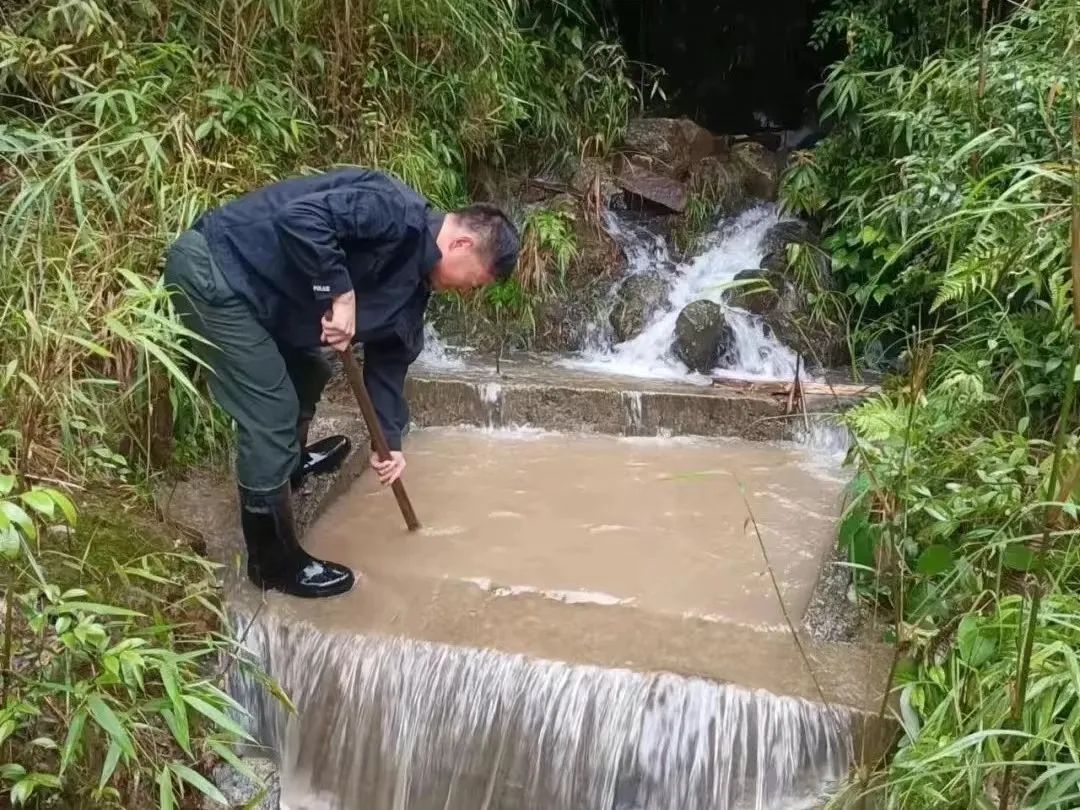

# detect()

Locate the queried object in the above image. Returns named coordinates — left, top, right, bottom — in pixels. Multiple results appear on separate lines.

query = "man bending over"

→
left=165, top=168, right=520, bottom=598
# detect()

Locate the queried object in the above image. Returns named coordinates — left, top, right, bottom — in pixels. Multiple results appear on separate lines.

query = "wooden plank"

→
left=710, top=378, right=880, bottom=397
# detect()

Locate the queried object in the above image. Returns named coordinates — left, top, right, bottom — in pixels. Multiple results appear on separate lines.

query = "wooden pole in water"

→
left=337, top=349, right=421, bottom=531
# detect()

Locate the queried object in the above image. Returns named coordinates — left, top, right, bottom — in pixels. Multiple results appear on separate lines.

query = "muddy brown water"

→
left=219, top=427, right=888, bottom=810
left=307, top=427, right=844, bottom=630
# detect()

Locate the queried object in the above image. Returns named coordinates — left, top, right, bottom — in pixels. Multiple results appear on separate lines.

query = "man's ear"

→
left=450, top=234, right=475, bottom=251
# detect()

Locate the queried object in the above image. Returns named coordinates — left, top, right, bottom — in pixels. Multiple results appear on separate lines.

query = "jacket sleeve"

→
left=362, top=338, right=413, bottom=452
left=273, top=189, right=405, bottom=302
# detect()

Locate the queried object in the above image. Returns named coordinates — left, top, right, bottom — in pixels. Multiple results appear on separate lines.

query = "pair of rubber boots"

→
left=239, top=429, right=354, bottom=598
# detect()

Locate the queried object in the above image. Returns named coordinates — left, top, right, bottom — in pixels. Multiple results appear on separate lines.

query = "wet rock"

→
left=671, top=299, right=734, bottom=373
left=208, top=757, right=279, bottom=810
left=732, top=141, right=781, bottom=200
left=689, top=155, right=748, bottom=216
left=569, top=155, right=623, bottom=208
left=610, top=273, right=669, bottom=342
left=759, top=218, right=834, bottom=291
left=761, top=219, right=818, bottom=256
left=749, top=225, right=846, bottom=367
left=623, top=117, right=714, bottom=177
left=761, top=249, right=787, bottom=276
left=762, top=307, right=846, bottom=369
left=802, top=542, right=862, bottom=643
left=727, top=268, right=784, bottom=316
left=762, top=244, right=833, bottom=293
left=614, top=155, right=688, bottom=213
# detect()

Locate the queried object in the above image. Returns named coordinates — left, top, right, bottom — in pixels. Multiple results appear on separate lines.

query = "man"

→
left=164, top=167, right=520, bottom=599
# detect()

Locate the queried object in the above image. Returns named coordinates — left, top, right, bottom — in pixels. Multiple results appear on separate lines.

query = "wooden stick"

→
left=337, top=349, right=421, bottom=531
left=785, top=354, right=800, bottom=415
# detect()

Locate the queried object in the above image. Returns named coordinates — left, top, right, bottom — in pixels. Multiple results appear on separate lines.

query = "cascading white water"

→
left=790, top=414, right=853, bottom=461
left=417, top=322, right=467, bottom=370
left=230, top=610, right=853, bottom=810
left=563, top=205, right=806, bottom=384
left=478, top=381, right=503, bottom=428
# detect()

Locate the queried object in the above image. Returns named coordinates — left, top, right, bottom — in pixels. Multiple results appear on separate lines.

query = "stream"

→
left=565, top=205, right=804, bottom=384
left=221, top=200, right=866, bottom=810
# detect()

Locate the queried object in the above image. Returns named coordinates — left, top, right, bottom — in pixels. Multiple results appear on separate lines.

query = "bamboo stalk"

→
left=998, top=104, right=1080, bottom=810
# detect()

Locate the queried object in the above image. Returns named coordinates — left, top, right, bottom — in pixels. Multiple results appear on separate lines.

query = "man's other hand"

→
left=321, top=290, right=355, bottom=351
left=370, top=451, right=406, bottom=486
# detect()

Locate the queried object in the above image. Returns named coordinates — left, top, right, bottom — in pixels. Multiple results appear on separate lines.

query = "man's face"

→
left=431, top=237, right=495, bottom=292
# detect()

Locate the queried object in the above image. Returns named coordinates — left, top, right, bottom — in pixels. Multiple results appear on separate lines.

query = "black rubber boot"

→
left=290, top=420, right=351, bottom=488
left=239, top=483, right=354, bottom=598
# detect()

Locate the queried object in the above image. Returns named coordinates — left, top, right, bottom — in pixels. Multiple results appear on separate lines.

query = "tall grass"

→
left=787, top=0, right=1080, bottom=806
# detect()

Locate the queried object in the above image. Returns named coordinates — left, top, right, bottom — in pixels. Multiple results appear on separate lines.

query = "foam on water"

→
left=230, top=609, right=853, bottom=810
left=792, top=416, right=852, bottom=458
left=562, top=205, right=807, bottom=384
left=417, top=322, right=467, bottom=370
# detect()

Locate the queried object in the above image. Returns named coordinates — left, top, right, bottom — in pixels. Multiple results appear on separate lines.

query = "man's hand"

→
left=370, top=450, right=406, bottom=486
left=321, top=290, right=355, bottom=351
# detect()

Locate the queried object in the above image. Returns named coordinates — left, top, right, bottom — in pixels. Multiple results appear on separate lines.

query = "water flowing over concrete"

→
left=212, top=427, right=892, bottom=809
left=200, top=241, right=883, bottom=808
left=563, top=206, right=805, bottom=383
left=231, top=610, right=853, bottom=810
left=393, top=356, right=856, bottom=445
left=417, top=322, right=468, bottom=370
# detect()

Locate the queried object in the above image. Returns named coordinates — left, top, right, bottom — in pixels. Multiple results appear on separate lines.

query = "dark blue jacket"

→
left=194, top=168, right=441, bottom=450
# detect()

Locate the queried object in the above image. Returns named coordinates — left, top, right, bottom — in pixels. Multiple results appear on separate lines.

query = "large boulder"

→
left=727, top=268, right=785, bottom=316
left=761, top=219, right=819, bottom=256
left=614, top=154, right=688, bottom=213
left=569, top=155, right=624, bottom=208
left=610, top=273, right=669, bottom=342
left=689, top=155, right=748, bottom=217
left=623, top=117, right=715, bottom=178
left=671, top=299, right=734, bottom=373
left=732, top=141, right=781, bottom=201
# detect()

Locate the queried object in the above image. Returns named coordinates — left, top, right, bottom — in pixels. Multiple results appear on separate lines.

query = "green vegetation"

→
left=519, top=208, right=580, bottom=296
left=1, top=0, right=634, bottom=804
left=785, top=0, right=1080, bottom=806
left=0, top=474, right=267, bottom=808
left=671, top=191, right=716, bottom=255
left=0, top=0, right=634, bottom=482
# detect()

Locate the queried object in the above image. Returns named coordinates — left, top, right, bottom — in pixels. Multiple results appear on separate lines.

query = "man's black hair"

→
left=453, top=203, right=520, bottom=281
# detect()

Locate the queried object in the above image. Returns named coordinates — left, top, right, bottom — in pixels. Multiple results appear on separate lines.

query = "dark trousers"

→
left=164, top=230, right=330, bottom=491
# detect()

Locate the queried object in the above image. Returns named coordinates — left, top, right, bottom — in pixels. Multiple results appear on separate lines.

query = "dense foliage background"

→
left=783, top=1, right=1080, bottom=806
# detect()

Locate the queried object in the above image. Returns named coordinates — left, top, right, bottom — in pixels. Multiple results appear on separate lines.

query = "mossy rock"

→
left=728, top=268, right=784, bottom=316
left=610, top=273, right=669, bottom=342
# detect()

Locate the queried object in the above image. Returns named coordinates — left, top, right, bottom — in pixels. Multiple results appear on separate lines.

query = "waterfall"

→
left=417, top=322, right=466, bottom=370
left=622, top=390, right=644, bottom=434
left=791, top=414, right=852, bottom=461
left=479, top=381, right=503, bottom=428
left=230, top=611, right=853, bottom=810
left=562, top=206, right=808, bottom=384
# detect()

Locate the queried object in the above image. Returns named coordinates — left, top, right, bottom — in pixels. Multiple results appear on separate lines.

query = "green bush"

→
left=794, top=1, right=1080, bottom=806
left=0, top=474, right=265, bottom=808
left=786, top=0, right=1076, bottom=417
